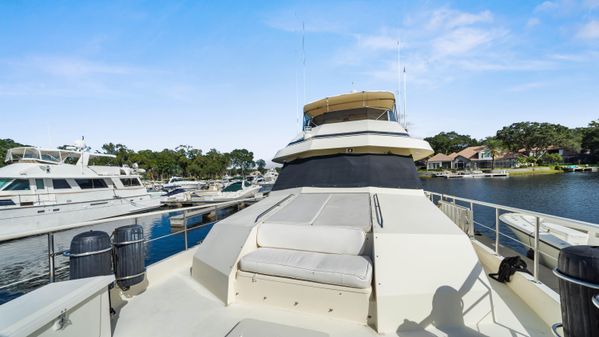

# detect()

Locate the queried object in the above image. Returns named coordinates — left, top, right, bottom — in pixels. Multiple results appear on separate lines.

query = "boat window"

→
left=52, top=179, right=71, bottom=189
left=0, top=178, right=11, bottom=190
left=23, top=148, right=40, bottom=160
left=41, top=151, right=61, bottom=162
left=76, top=179, right=108, bottom=189
left=308, top=107, right=395, bottom=126
left=120, top=178, right=142, bottom=187
left=223, top=181, right=246, bottom=192
left=272, top=153, right=422, bottom=191
left=4, top=179, right=31, bottom=191
left=0, top=199, right=16, bottom=206
left=35, top=179, right=44, bottom=190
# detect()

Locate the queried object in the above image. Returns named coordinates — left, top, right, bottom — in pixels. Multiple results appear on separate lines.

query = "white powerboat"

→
left=500, top=212, right=588, bottom=269
left=190, top=180, right=260, bottom=203
left=0, top=146, right=161, bottom=239
left=162, top=176, right=205, bottom=191
left=0, top=91, right=565, bottom=336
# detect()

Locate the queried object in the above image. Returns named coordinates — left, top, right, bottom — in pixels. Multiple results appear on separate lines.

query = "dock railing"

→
left=424, top=191, right=599, bottom=284
left=0, top=198, right=256, bottom=292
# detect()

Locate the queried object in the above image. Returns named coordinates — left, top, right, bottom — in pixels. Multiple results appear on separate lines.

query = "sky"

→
left=0, top=0, right=598, bottom=162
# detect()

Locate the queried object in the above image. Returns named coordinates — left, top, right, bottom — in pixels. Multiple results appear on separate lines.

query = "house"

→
left=426, top=152, right=457, bottom=170
left=426, top=146, right=518, bottom=170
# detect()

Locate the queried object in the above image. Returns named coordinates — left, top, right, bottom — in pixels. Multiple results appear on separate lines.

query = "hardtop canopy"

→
left=303, top=91, right=395, bottom=118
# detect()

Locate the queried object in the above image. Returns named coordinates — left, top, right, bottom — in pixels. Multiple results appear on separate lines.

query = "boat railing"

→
left=425, top=191, right=599, bottom=284
left=0, top=198, right=255, bottom=293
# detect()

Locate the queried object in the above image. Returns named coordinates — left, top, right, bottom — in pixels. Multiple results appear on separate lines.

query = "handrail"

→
left=425, top=191, right=599, bottom=232
left=254, top=194, right=294, bottom=223
left=0, top=197, right=257, bottom=242
left=373, top=194, right=383, bottom=228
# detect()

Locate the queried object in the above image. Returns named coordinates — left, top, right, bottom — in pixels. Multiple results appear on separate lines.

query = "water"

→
left=0, top=207, right=238, bottom=304
left=421, top=172, right=599, bottom=223
left=421, top=172, right=599, bottom=258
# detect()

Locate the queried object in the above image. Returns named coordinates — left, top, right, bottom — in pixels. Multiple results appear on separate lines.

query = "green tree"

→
left=582, top=120, right=599, bottom=162
left=229, top=149, right=255, bottom=176
left=496, top=122, right=578, bottom=158
left=255, top=159, right=267, bottom=174
left=0, top=139, right=26, bottom=167
left=424, top=132, right=479, bottom=154
left=482, top=137, right=503, bottom=170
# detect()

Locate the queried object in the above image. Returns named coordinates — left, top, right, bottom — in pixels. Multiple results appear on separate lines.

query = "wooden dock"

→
left=561, top=165, right=598, bottom=172
left=169, top=198, right=259, bottom=229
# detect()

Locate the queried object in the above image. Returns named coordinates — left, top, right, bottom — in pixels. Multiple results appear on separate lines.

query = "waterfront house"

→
left=426, top=146, right=518, bottom=170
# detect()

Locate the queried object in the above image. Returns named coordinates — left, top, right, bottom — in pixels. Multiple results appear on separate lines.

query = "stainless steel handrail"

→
left=425, top=190, right=599, bottom=283
left=0, top=198, right=252, bottom=292
left=553, top=268, right=599, bottom=289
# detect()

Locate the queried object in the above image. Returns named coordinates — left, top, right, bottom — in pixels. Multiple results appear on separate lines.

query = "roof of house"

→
left=427, top=152, right=457, bottom=162
left=455, top=146, right=486, bottom=160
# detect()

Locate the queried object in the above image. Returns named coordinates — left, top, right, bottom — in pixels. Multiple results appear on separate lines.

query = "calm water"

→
left=1, top=173, right=597, bottom=304
left=0, top=207, right=237, bottom=304
left=421, top=172, right=599, bottom=224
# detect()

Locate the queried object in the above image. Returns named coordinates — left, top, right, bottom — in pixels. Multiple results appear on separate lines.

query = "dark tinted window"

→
left=0, top=199, right=16, bottom=206
left=272, top=154, right=421, bottom=191
left=120, top=178, right=142, bottom=187
left=53, top=179, right=71, bottom=189
left=36, top=179, right=44, bottom=190
left=5, top=179, right=30, bottom=191
left=76, top=179, right=108, bottom=189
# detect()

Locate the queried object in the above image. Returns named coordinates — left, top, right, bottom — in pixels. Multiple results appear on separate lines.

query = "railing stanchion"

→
left=48, top=233, right=55, bottom=283
left=495, top=208, right=500, bottom=255
left=183, top=210, right=188, bottom=250
left=469, top=202, right=474, bottom=237
left=534, top=216, right=540, bottom=282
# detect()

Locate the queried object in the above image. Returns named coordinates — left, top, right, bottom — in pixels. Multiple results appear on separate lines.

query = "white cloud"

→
left=577, top=20, right=599, bottom=39
left=507, top=81, right=550, bottom=92
left=527, top=17, right=541, bottom=27
left=355, top=34, right=399, bottom=51
left=433, top=28, right=504, bottom=56
left=534, top=1, right=559, bottom=13
left=428, top=8, right=493, bottom=30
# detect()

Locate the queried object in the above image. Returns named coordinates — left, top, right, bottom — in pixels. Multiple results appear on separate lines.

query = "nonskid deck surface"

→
left=111, top=251, right=552, bottom=337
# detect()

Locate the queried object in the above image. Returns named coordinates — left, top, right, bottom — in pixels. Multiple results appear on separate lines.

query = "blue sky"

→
left=1, top=0, right=598, bottom=162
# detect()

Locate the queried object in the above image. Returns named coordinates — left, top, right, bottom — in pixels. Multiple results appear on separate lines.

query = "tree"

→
left=424, top=131, right=479, bottom=154
left=255, top=159, right=267, bottom=174
left=482, top=137, right=503, bottom=170
left=540, top=153, right=563, bottom=165
left=229, top=149, right=255, bottom=176
left=582, top=120, right=599, bottom=162
left=0, top=139, right=26, bottom=167
left=496, top=122, right=577, bottom=158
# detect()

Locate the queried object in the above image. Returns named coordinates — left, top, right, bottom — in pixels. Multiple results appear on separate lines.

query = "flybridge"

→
left=4, top=147, right=116, bottom=165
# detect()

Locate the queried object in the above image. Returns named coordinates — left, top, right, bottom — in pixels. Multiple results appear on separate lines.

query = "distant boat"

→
left=190, top=180, right=260, bottom=203
left=162, top=176, right=205, bottom=191
left=499, top=212, right=588, bottom=269
left=0, top=146, right=162, bottom=239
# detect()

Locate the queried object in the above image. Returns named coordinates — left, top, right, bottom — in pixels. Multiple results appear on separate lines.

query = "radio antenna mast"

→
left=396, top=40, right=402, bottom=123
left=403, top=66, right=407, bottom=129
left=302, top=22, right=306, bottom=117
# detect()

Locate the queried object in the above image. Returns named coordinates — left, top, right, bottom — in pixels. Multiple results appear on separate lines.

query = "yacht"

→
left=0, top=146, right=161, bottom=239
left=162, top=176, right=205, bottom=192
left=0, top=91, right=565, bottom=336
left=190, top=180, right=261, bottom=203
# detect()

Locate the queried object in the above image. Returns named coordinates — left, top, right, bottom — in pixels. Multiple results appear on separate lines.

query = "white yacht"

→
left=0, top=146, right=161, bottom=239
left=0, top=92, right=566, bottom=336
left=162, top=176, right=205, bottom=191
left=190, top=180, right=261, bottom=203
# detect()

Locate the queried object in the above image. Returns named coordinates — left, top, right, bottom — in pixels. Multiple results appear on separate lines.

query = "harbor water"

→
left=0, top=207, right=238, bottom=304
left=1, top=172, right=598, bottom=305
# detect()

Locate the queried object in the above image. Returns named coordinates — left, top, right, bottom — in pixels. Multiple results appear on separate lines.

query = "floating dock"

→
left=441, top=172, right=509, bottom=179
left=561, top=165, right=598, bottom=172
left=168, top=198, right=260, bottom=229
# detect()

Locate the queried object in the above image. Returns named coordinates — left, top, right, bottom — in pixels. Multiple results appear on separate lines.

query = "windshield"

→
left=305, top=107, right=398, bottom=127
left=0, top=178, right=12, bottom=190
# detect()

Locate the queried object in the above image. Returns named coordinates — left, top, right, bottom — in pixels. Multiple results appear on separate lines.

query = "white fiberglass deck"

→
left=112, top=249, right=553, bottom=337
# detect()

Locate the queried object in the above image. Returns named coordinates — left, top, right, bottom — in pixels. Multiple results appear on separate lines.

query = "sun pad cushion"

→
left=239, top=248, right=373, bottom=289
left=257, top=222, right=366, bottom=255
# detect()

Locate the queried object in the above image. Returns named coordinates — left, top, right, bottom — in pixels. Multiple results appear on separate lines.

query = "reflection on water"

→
left=0, top=207, right=236, bottom=304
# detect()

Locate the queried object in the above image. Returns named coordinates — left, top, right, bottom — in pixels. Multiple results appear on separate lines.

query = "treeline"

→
left=424, top=120, right=599, bottom=163
left=0, top=139, right=267, bottom=180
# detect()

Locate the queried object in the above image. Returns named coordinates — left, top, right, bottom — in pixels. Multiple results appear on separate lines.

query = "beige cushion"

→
left=239, top=248, right=373, bottom=289
left=257, top=222, right=366, bottom=255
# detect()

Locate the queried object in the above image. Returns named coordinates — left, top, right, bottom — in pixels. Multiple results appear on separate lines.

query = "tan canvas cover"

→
left=304, top=91, right=395, bottom=118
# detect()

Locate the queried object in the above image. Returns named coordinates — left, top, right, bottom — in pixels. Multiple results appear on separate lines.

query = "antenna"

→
left=403, top=66, right=407, bottom=129
left=302, top=21, right=306, bottom=114
left=396, top=40, right=402, bottom=123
